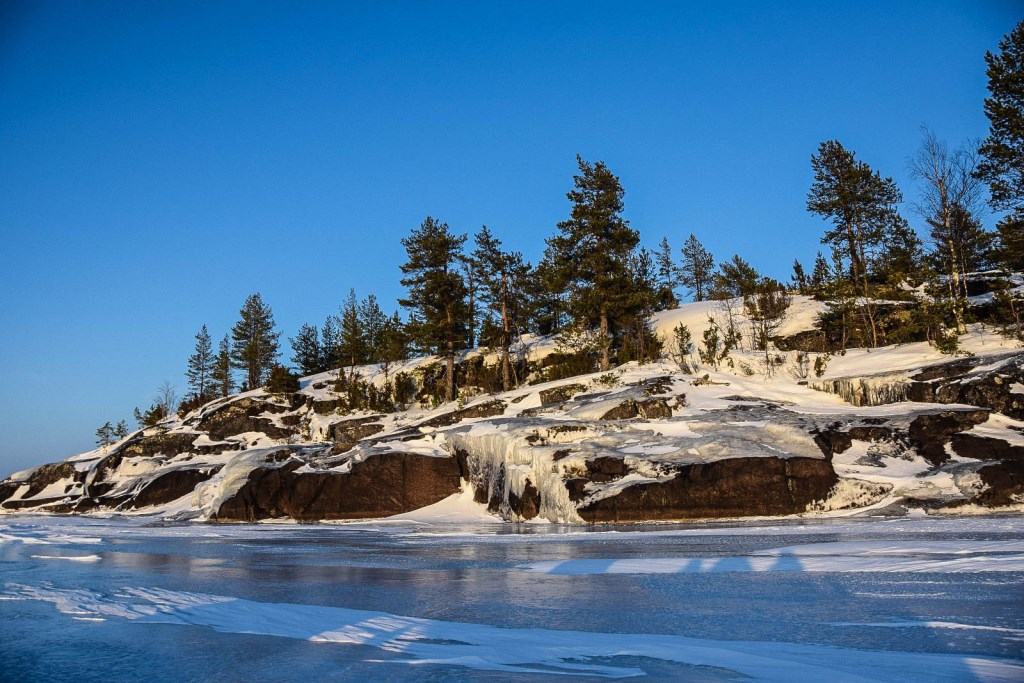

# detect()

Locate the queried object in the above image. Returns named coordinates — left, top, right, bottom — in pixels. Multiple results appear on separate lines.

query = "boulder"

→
left=539, top=384, right=587, bottom=406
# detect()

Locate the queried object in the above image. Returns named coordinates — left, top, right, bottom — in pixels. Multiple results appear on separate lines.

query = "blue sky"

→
left=0, top=1, right=1019, bottom=474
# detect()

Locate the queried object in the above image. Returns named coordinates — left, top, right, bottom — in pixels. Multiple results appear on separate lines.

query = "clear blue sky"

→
left=1, top=1, right=1019, bottom=474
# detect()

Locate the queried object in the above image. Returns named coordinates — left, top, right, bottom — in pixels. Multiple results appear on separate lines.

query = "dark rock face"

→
left=908, top=410, right=991, bottom=465
left=416, top=400, right=506, bottom=429
left=507, top=479, right=541, bottom=520
left=973, top=461, right=1024, bottom=506
left=577, top=457, right=837, bottom=522
left=0, top=462, right=79, bottom=509
left=127, top=467, right=221, bottom=509
left=212, top=451, right=461, bottom=522
left=599, top=398, right=672, bottom=420
left=773, top=329, right=835, bottom=353
left=951, top=434, right=1024, bottom=461
left=119, top=432, right=202, bottom=459
left=329, top=416, right=385, bottom=453
left=539, top=384, right=587, bottom=406
left=586, top=456, right=628, bottom=482
left=196, top=398, right=296, bottom=440
left=312, top=399, right=346, bottom=415
left=906, top=355, right=1024, bottom=419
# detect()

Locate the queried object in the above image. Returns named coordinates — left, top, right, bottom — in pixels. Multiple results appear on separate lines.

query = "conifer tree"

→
left=654, top=236, right=680, bottom=310
left=210, top=333, right=234, bottom=398
left=338, top=289, right=365, bottom=378
left=360, top=294, right=387, bottom=363
left=290, top=323, right=323, bottom=376
left=114, top=420, right=129, bottom=440
left=185, top=324, right=214, bottom=400
left=977, top=20, right=1024, bottom=270
left=230, top=293, right=280, bottom=389
left=679, top=233, right=715, bottom=301
left=807, top=140, right=907, bottom=347
left=547, top=156, right=640, bottom=371
left=399, top=216, right=468, bottom=402
left=320, top=316, right=339, bottom=371
left=810, top=251, right=831, bottom=292
left=710, top=255, right=761, bottom=299
left=472, top=225, right=530, bottom=391
left=529, top=244, right=570, bottom=335
left=95, top=422, right=114, bottom=447
left=791, top=259, right=808, bottom=294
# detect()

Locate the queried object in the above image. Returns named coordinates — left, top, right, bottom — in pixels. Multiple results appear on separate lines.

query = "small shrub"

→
left=266, top=366, right=300, bottom=394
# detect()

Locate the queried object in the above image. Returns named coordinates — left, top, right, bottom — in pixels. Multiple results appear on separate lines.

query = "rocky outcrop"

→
left=329, top=416, right=385, bottom=453
left=908, top=410, right=990, bottom=465
left=212, top=451, right=462, bottom=522
left=415, top=400, right=506, bottom=428
left=599, top=398, right=672, bottom=420
left=196, top=397, right=297, bottom=440
left=539, top=384, right=586, bottom=406
left=127, top=467, right=221, bottom=509
left=578, top=457, right=837, bottom=522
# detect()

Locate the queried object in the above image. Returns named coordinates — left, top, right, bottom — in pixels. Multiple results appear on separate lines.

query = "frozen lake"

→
left=2, top=514, right=1023, bottom=681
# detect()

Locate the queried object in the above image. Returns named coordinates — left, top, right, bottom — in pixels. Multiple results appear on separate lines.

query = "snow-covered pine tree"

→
left=399, top=216, right=469, bottom=402
left=185, top=324, right=214, bottom=400
left=230, top=293, right=280, bottom=389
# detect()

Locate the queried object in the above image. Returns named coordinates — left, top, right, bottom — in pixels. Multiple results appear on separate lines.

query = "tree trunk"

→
left=600, top=306, right=610, bottom=371
left=500, top=271, right=511, bottom=392
left=445, top=341, right=455, bottom=403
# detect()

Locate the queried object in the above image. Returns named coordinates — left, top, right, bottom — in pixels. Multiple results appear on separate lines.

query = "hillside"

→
left=2, top=297, right=1023, bottom=523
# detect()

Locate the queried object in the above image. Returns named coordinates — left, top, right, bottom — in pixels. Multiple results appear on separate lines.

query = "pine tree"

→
left=654, top=236, right=680, bottom=310
left=337, top=288, right=366, bottom=378
left=529, top=244, right=570, bottom=336
left=547, top=156, right=641, bottom=371
left=185, top=324, right=214, bottom=400
left=360, top=294, right=387, bottom=363
left=399, top=216, right=468, bottom=402
left=679, top=233, right=715, bottom=302
left=230, top=293, right=280, bottom=389
left=114, top=420, right=129, bottom=440
left=810, top=251, right=831, bottom=292
left=95, top=421, right=114, bottom=448
left=807, top=140, right=906, bottom=347
left=710, top=255, right=761, bottom=299
left=977, top=20, right=1024, bottom=270
left=320, top=315, right=339, bottom=371
left=210, top=333, right=234, bottom=398
left=290, top=323, right=323, bottom=376
left=472, top=225, right=530, bottom=391
left=791, top=259, right=808, bottom=294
